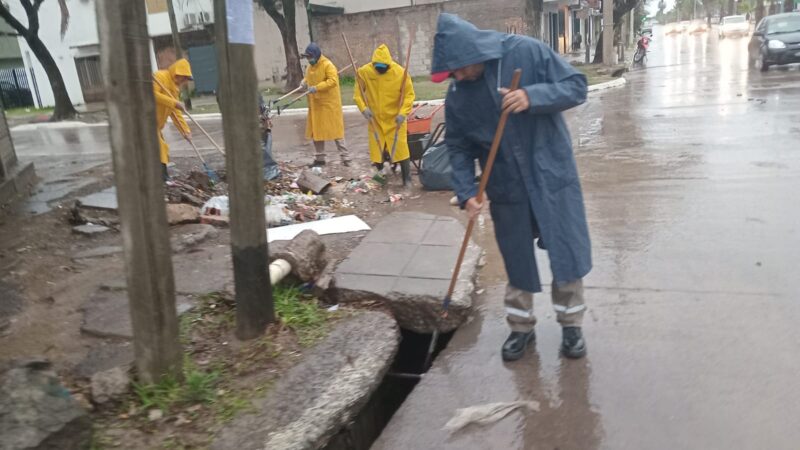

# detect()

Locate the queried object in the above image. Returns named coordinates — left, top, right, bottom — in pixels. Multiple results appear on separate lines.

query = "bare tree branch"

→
left=58, top=0, right=69, bottom=39
left=0, top=4, right=31, bottom=38
left=259, top=0, right=288, bottom=35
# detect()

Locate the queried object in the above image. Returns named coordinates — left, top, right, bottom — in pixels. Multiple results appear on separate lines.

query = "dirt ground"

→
left=0, top=132, right=451, bottom=372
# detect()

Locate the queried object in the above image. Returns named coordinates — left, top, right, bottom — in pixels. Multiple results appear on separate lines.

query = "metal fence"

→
left=0, top=68, right=34, bottom=109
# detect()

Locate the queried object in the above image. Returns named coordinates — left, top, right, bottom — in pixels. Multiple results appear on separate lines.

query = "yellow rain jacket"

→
left=153, top=59, right=192, bottom=164
left=354, top=45, right=415, bottom=164
left=304, top=55, right=345, bottom=141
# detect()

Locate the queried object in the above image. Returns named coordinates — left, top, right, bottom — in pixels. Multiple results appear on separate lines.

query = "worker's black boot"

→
left=560, top=327, right=587, bottom=359
left=400, top=159, right=412, bottom=186
left=501, top=330, right=536, bottom=362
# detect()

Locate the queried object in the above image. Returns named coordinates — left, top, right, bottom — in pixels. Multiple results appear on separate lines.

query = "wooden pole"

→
left=214, top=0, right=274, bottom=340
left=95, top=0, right=182, bottom=383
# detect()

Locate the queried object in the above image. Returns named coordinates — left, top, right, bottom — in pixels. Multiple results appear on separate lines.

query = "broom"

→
left=342, top=33, right=387, bottom=185
left=151, top=76, right=221, bottom=183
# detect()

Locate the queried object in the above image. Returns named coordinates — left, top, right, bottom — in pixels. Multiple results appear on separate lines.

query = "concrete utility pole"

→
left=585, top=15, right=591, bottom=63
left=603, top=0, right=615, bottom=65
left=167, top=0, right=192, bottom=110
left=95, top=0, right=182, bottom=383
left=214, top=0, right=274, bottom=340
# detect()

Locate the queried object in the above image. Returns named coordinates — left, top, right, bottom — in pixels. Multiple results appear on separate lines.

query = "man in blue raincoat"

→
left=431, top=14, right=591, bottom=360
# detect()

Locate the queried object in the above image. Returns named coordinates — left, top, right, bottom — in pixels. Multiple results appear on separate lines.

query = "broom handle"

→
left=187, top=139, right=208, bottom=165
left=276, top=61, right=354, bottom=104
left=277, top=63, right=356, bottom=112
left=152, top=75, right=226, bottom=156
left=443, top=69, right=522, bottom=310
left=389, top=34, right=414, bottom=162
left=342, top=33, right=384, bottom=150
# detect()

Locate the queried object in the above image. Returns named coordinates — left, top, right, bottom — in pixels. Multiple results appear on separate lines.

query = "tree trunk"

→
left=785, top=0, right=794, bottom=13
left=167, top=0, right=191, bottom=109
left=261, top=0, right=304, bottom=91
left=755, top=0, right=764, bottom=24
left=26, top=33, right=76, bottom=121
left=282, top=23, right=303, bottom=90
left=593, top=33, right=604, bottom=63
left=281, top=1, right=303, bottom=90
left=525, top=0, right=544, bottom=39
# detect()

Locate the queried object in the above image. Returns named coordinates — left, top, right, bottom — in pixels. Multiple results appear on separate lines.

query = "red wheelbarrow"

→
left=407, top=102, right=445, bottom=170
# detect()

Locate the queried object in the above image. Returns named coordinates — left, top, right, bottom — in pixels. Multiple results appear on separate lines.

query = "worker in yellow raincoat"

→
left=354, top=44, right=415, bottom=185
left=153, top=58, right=193, bottom=180
left=301, top=43, right=350, bottom=167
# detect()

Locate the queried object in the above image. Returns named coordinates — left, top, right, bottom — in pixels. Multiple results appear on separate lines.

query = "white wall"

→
left=11, top=0, right=100, bottom=107
left=147, top=0, right=214, bottom=37
left=253, top=0, right=311, bottom=85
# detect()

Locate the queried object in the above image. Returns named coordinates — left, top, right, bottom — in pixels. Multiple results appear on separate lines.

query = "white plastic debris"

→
left=201, top=195, right=230, bottom=216
left=267, top=215, right=370, bottom=243
left=443, top=401, right=540, bottom=432
left=265, top=204, right=294, bottom=227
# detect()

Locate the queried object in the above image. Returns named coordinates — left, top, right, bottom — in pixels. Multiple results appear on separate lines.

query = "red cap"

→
left=431, top=71, right=451, bottom=83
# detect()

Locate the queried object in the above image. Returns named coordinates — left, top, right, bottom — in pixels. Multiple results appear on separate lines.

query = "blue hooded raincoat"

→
left=432, top=13, right=591, bottom=292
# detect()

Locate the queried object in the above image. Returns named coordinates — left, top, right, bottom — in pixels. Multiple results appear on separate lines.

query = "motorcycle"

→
left=633, top=33, right=652, bottom=65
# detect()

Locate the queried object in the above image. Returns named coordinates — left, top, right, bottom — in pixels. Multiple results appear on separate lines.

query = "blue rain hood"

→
left=431, top=13, right=505, bottom=74
left=303, top=42, right=322, bottom=61
left=440, top=15, right=592, bottom=288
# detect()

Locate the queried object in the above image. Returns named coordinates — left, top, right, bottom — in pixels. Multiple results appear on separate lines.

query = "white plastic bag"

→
left=201, top=196, right=229, bottom=216
left=265, top=204, right=294, bottom=227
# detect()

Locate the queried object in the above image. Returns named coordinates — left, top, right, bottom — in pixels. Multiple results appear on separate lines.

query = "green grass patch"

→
left=273, top=284, right=328, bottom=346
left=132, top=355, right=220, bottom=415
left=4, top=106, right=54, bottom=117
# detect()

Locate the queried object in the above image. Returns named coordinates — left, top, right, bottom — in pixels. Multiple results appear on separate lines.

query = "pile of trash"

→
left=201, top=191, right=337, bottom=229
left=345, top=175, right=381, bottom=195
left=264, top=193, right=334, bottom=226
left=165, top=170, right=225, bottom=207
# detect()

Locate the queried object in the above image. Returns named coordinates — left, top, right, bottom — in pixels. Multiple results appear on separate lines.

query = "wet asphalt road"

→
left=373, top=28, right=800, bottom=449
left=8, top=25, right=800, bottom=449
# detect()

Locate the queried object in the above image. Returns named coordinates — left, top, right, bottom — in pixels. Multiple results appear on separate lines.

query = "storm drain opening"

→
left=322, top=328, right=456, bottom=450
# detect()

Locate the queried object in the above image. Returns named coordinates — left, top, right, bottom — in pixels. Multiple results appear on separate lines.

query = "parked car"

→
left=689, top=20, right=709, bottom=33
left=748, top=12, right=800, bottom=71
left=719, top=15, right=750, bottom=38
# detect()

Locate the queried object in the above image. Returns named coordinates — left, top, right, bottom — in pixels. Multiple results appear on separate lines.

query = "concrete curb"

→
left=11, top=79, right=624, bottom=130
left=587, top=76, right=627, bottom=93
left=212, top=310, right=399, bottom=450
